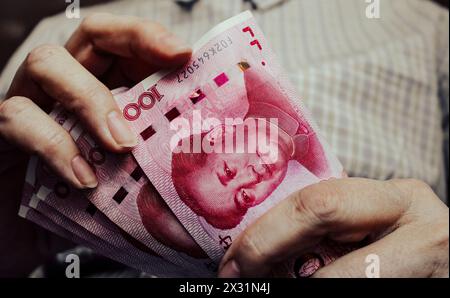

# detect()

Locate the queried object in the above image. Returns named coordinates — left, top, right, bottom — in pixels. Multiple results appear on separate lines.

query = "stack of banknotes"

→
left=19, top=11, right=351, bottom=277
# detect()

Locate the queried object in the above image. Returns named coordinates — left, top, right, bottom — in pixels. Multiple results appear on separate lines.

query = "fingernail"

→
left=218, top=260, right=240, bottom=278
left=161, top=34, right=190, bottom=52
left=71, top=155, right=98, bottom=188
left=107, top=111, right=138, bottom=148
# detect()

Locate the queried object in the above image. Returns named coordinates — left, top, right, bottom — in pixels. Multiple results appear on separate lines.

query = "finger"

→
left=313, top=220, right=449, bottom=278
left=5, top=64, right=53, bottom=110
left=100, top=58, right=156, bottom=88
left=21, top=44, right=138, bottom=152
left=65, top=13, right=192, bottom=81
left=218, top=178, right=411, bottom=277
left=0, top=96, right=97, bottom=189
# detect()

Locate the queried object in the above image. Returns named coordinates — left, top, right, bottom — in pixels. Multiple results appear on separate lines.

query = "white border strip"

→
left=29, top=194, right=41, bottom=209
left=18, top=205, right=30, bottom=218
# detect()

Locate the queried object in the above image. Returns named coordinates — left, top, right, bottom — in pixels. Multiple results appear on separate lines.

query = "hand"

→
left=218, top=178, right=449, bottom=278
left=0, top=12, right=191, bottom=189
left=0, top=13, right=191, bottom=276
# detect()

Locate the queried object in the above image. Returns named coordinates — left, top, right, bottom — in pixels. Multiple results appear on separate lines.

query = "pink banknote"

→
left=18, top=203, right=189, bottom=277
left=21, top=156, right=198, bottom=277
left=18, top=204, right=125, bottom=274
left=113, top=11, right=346, bottom=276
left=49, top=106, right=216, bottom=276
left=21, top=182, right=154, bottom=276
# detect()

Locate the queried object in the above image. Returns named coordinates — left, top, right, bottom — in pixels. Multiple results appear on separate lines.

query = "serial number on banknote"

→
left=177, top=36, right=233, bottom=83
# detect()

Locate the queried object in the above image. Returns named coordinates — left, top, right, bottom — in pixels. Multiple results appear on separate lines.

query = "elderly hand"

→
left=0, top=13, right=191, bottom=276
left=0, top=12, right=191, bottom=189
left=218, top=178, right=449, bottom=278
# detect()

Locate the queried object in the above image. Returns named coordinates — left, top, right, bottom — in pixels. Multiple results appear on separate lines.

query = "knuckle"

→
left=293, top=182, right=342, bottom=224
left=66, top=101, right=86, bottom=117
left=133, top=21, right=168, bottom=48
left=38, top=129, right=71, bottom=157
left=391, top=178, right=432, bottom=194
left=389, top=179, right=437, bottom=208
left=66, top=85, right=110, bottom=118
left=25, top=44, right=64, bottom=72
left=80, top=12, right=111, bottom=32
left=84, top=81, right=107, bottom=99
left=422, top=220, right=449, bottom=277
left=0, top=96, right=32, bottom=121
left=406, top=179, right=432, bottom=192
left=430, top=221, right=449, bottom=251
left=236, top=232, right=266, bottom=265
left=66, top=88, right=96, bottom=114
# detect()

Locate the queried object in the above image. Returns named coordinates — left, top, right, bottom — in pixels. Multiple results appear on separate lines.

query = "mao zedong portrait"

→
left=171, top=66, right=334, bottom=230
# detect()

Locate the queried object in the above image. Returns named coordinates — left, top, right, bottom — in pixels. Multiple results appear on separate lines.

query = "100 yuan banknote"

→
left=114, top=11, right=345, bottom=275
left=49, top=105, right=216, bottom=276
left=22, top=156, right=198, bottom=277
left=18, top=203, right=188, bottom=277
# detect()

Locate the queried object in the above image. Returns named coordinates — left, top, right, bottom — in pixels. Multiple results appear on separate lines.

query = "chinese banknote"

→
left=20, top=11, right=350, bottom=277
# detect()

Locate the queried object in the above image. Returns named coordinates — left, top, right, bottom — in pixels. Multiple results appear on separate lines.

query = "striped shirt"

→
left=0, top=0, right=448, bottom=201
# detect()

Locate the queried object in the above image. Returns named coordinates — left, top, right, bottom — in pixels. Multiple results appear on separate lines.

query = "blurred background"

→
left=0, top=0, right=448, bottom=70
left=0, top=0, right=107, bottom=70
